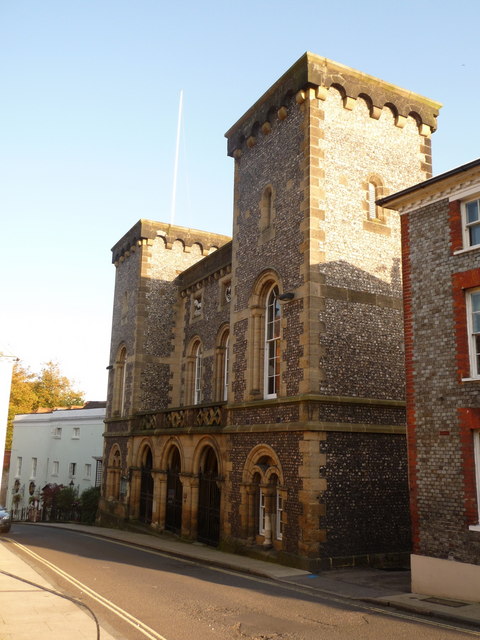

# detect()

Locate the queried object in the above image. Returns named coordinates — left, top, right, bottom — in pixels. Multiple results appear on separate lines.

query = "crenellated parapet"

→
left=111, top=219, right=231, bottom=266
left=225, top=52, right=441, bottom=158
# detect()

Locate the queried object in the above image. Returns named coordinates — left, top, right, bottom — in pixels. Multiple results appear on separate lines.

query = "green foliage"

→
left=40, top=483, right=63, bottom=508
left=32, top=361, right=84, bottom=411
left=6, top=360, right=85, bottom=449
left=56, top=487, right=77, bottom=511
left=79, top=486, right=100, bottom=524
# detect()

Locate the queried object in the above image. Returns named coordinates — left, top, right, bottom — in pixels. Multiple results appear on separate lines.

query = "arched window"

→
left=260, top=185, right=275, bottom=230
left=368, top=181, right=378, bottom=219
left=194, top=342, right=203, bottom=405
left=215, top=327, right=230, bottom=402
left=223, top=336, right=229, bottom=401
left=186, top=339, right=204, bottom=405
left=243, top=447, right=285, bottom=547
left=112, top=346, right=127, bottom=416
left=107, top=447, right=121, bottom=500
left=265, top=285, right=281, bottom=398
left=366, top=176, right=385, bottom=221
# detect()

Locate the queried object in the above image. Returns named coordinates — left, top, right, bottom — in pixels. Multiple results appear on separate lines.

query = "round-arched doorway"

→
left=197, top=447, right=220, bottom=546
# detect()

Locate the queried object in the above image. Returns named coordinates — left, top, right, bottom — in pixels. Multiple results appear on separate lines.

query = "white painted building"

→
left=7, top=402, right=105, bottom=511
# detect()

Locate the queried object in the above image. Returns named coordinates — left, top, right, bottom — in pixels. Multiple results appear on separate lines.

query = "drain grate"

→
left=423, top=597, right=468, bottom=608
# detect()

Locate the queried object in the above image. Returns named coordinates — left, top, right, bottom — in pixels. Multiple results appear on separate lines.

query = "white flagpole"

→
left=170, top=90, right=183, bottom=226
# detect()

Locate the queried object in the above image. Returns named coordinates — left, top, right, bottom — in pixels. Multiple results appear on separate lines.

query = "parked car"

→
left=0, top=507, right=11, bottom=533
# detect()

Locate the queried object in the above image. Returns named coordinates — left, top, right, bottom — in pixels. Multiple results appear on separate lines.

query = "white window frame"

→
left=53, top=427, right=62, bottom=439
left=223, top=336, right=229, bottom=401
left=31, top=457, right=37, bottom=479
left=264, top=285, right=281, bottom=399
left=466, top=289, right=480, bottom=379
left=471, top=431, right=480, bottom=531
left=462, top=197, right=480, bottom=250
left=276, top=491, right=284, bottom=540
left=84, top=463, right=92, bottom=479
left=69, top=462, right=77, bottom=478
left=72, top=427, right=80, bottom=439
left=259, top=489, right=266, bottom=535
left=52, top=461, right=59, bottom=476
left=16, top=457, right=22, bottom=477
left=194, top=343, right=203, bottom=405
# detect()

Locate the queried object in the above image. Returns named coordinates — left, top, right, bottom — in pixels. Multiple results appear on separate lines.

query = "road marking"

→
left=65, top=532, right=480, bottom=637
left=11, top=530, right=480, bottom=638
left=7, top=539, right=169, bottom=640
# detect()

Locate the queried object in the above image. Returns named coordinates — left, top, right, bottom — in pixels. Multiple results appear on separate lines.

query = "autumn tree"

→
left=32, top=361, right=84, bottom=410
left=6, top=361, right=85, bottom=448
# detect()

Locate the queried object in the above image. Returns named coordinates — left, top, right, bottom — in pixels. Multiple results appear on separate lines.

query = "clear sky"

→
left=1, top=0, right=479, bottom=400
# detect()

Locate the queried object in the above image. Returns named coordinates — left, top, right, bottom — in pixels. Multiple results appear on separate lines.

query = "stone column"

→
left=129, top=469, right=141, bottom=520
left=246, top=484, right=257, bottom=543
left=263, top=486, right=276, bottom=548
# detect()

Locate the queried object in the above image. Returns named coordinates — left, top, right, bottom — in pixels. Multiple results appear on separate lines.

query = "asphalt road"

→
left=5, top=524, right=478, bottom=640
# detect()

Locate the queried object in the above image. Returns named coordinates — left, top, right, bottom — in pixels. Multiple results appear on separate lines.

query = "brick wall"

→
left=406, top=196, right=480, bottom=563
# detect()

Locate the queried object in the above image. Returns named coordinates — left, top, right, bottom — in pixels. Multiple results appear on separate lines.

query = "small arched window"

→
left=265, top=285, right=281, bottom=398
left=260, top=185, right=274, bottom=230
left=366, top=177, right=385, bottom=221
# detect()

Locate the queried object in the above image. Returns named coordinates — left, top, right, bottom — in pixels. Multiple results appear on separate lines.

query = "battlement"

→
left=111, top=219, right=231, bottom=265
left=225, top=52, right=441, bottom=158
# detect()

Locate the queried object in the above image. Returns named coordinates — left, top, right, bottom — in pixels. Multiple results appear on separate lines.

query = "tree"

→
left=32, top=361, right=84, bottom=410
left=6, top=360, right=85, bottom=449
left=80, top=486, right=100, bottom=524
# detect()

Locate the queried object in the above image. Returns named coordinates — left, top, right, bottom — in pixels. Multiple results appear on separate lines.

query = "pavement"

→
left=1, top=522, right=480, bottom=639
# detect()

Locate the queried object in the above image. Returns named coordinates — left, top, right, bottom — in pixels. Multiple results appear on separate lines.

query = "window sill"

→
left=468, top=524, right=480, bottom=532
left=453, top=245, right=480, bottom=256
left=461, top=377, right=480, bottom=382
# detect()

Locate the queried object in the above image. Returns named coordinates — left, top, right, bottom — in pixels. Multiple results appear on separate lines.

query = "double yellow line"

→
left=8, top=539, right=169, bottom=640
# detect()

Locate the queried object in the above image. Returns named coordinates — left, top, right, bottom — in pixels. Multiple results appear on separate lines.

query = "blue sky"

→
left=1, top=0, right=479, bottom=399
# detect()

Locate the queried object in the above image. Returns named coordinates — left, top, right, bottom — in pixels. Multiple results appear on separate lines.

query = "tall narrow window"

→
left=265, top=285, right=281, bottom=398
left=473, top=431, right=480, bottom=525
left=113, top=346, right=127, bottom=416
left=464, top=198, right=480, bottom=248
left=259, top=488, right=266, bottom=535
left=368, top=182, right=377, bottom=219
left=16, top=457, right=22, bottom=477
left=223, top=336, right=229, bottom=401
left=467, top=289, right=480, bottom=378
left=194, top=342, right=203, bottom=405
left=52, top=461, right=59, bottom=476
left=276, top=491, right=284, bottom=540
left=31, top=458, right=37, bottom=479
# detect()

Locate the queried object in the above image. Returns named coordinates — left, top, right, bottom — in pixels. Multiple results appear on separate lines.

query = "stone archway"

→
left=139, top=447, right=153, bottom=524
left=165, top=447, right=182, bottom=534
left=197, top=446, right=221, bottom=546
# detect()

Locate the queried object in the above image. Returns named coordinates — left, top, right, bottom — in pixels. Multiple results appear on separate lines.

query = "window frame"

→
left=258, top=488, right=266, bottom=535
left=264, top=284, right=281, bottom=399
left=462, top=197, right=480, bottom=250
left=223, top=335, right=230, bottom=401
left=52, top=460, right=59, bottom=476
left=276, top=490, right=284, bottom=541
left=466, top=288, right=480, bottom=379
left=473, top=430, right=480, bottom=528
left=193, top=342, right=203, bottom=405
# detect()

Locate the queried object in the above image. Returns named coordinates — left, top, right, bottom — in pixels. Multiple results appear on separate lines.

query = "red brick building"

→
left=380, top=159, right=480, bottom=601
left=99, top=53, right=440, bottom=571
